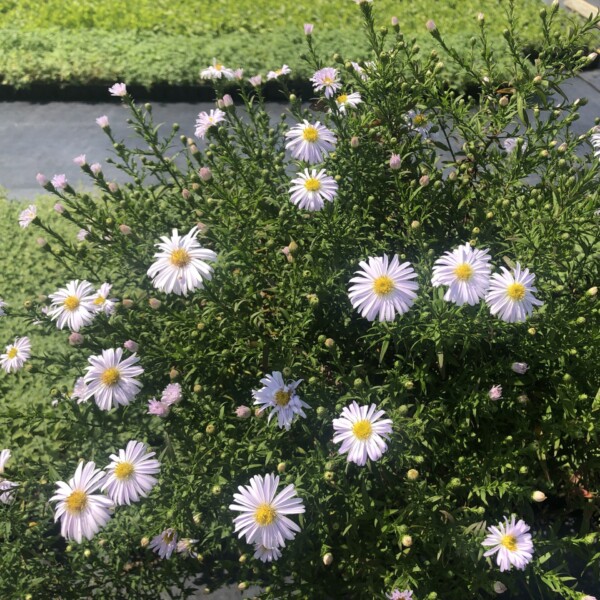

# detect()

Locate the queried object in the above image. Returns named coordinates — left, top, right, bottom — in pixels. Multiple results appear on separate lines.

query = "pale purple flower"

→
left=489, top=385, right=503, bottom=401
left=176, top=538, right=199, bottom=557
left=54, top=203, right=65, bottom=214
left=36, top=173, right=48, bottom=186
left=389, top=154, right=401, bottom=170
left=285, top=120, right=336, bottom=163
left=511, top=362, right=529, bottom=374
left=501, top=138, right=528, bottom=154
left=161, top=383, right=182, bottom=406
left=304, top=23, right=314, bottom=35
left=18, top=205, right=37, bottom=228
left=90, top=163, right=102, bottom=175
left=249, top=75, right=263, bottom=87
left=123, top=340, right=138, bottom=353
left=149, top=529, right=178, bottom=559
left=195, top=109, right=226, bottom=139
left=217, top=94, right=234, bottom=108
left=267, top=65, right=291, bottom=80
left=426, top=19, right=437, bottom=31
left=310, top=67, right=341, bottom=98
left=482, top=516, right=534, bottom=572
left=233, top=68, right=244, bottom=80
left=96, top=115, right=110, bottom=129
left=108, top=83, right=127, bottom=97
left=391, top=16, right=399, bottom=26
left=71, top=377, right=89, bottom=404
left=77, top=229, right=90, bottom=241
left=351, top=62, right=367, bottom=81
left=387, top=590, right=413, bottom=600
left=148, top=398, right=170, bottom=417
left=73, top=154, right=86, bottom=167
left=200, top=59, right=235, bottom=80
left=52, top=174, right=68, bottom=190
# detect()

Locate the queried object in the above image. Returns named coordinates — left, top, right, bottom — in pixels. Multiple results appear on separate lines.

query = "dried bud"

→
left=350, top=136, right=360, bottom=148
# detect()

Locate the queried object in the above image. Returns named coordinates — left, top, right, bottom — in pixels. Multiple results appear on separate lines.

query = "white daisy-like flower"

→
left=0, top=298, right=6, bottom=316
left=71, top=376, right=88, bottom=404
left=194, top=109, right=226, bottom=139
left=18, top=204, right=37, bottom=228
left=348, top=254, right=419, bottom=322
left=332, top=401, right=393, bottom=466
left=92, top=283, right=118, bottom=315
left=229, top=473, right=305, bottom=550
left=335, top=92, right=362, bottom=113
left=485, top=263, right=543, bottom=323
left=0, top=336, right=31, bottom=373
left=50, top=461, right=113, bottom=543
left=147, top=226, right=217, bottom=296
left=0, top=449, right=10, bottom=474
left=590, top=131, right=600, bottom=157
left=252, top=371, right=309, bottom=430
left=0, top=449, right=17, bottom=505
left=285, top=120, right=336, bottom=164
left=149, top=528, right=178, bottom=559
left=431, top=243, right=492, bottom=306
left=83, top=348, right=144, bottom=411
left=200, top=59, right=235, bottom=80
left=266, top=64, right=291, bottom=80
left=289, top=168, right=338, bottom=211
left=501, top=137, right=527, bottom=154
left=253, top=543, right=283, bottom=562
left=482, top=516, right=534, bottom=572
left=310, top=67, right=342, bottom=98
left=406, top=109, right=432, bottom=137
left=48, top=280, right=97, bottom=332
left=101, top=440, right=160, bottom=506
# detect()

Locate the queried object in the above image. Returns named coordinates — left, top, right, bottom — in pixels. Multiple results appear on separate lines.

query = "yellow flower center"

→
left=215, top=63, right=223, bottom=71
left=170, top=248, right=191, bottom=268
left=413, top=114, right=428, bottom=126
left=255, top=503, right=277, bottom=526
left=304, top=177, right=321, bottom=192
left=323, top=77, right=334, bottom=85
left=66, top=489, right=88, bottom=514
left=352, top=419, right=373, bottom=440
left=93, top=296, right=105, bottom=306
left=302, top=126, right=319, bottom=143
left=500, top=534, right=518, bottom=552
left=275, top=69, right=282, bottom=75
left=114, top=461, right=135, bottom=480
left=506, top=282, right=526, bottom=301
left=373, top=275, right=395, bottom=297
left=7, top=347, right=18, bottom=359
left=163, top=530, right=175, bottom=543
left=63, top=296, right=80, bottom=311
left=453, top=263, right=474, bottom=282
left=337, top=94, right=348, bottom=104
left=274, top=389, right=292, bottom=406
left=101, top=367, right=121, bottom=387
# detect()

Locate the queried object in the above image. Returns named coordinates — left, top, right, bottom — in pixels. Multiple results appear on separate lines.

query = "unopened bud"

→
left=322, top=552, right=334, bottom=566
left=235, top=405, right=251, bottom=419
left=277, top=462, right=286, bottom=473
left=410, top=220, right=421, bottom=230
left=149, top=298, right=162, bottom=310
left=586, top=286, right=597, bottom=297
left=389, top=153, right=401, bottom=170
left=401, top=535, right=413, bottom=547
left=122, top=298, right=134, bottom=309
left=532, top=490, right=547, bottom=502
left=499, top=96, right=509, bottom=107
left=407, top=469, right=419, bottom=481
left=140, top=537, right=150, bottom=547
left=182, top=188, right=191, bottom=199
left=419, top=174, right=430, bottom=187
left=426, top=19, right=437, bottom=32
left=199, top=167, right=212, bottom=181
left=350, top=136, right=359, bottom=148
left=324, top=338, right=335, bottom=348
left=493, top=582, right=507, bottom=594
left=119, top=224, right=132, bottom=235
left=68, top=332, right=84, bottom=346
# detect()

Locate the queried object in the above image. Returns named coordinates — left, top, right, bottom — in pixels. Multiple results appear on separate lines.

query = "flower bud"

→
left=122, top=298, right=134, bottom=309
left=36, top=173, right=48, bottom=186
left=182, top=188, right=191, bottom=199
left=511, top=362, right=529, bottom=374
left=499, top=96, right=509, bottom=107
left=235, top=405, right=251, bottom=419
left=119, top=224, right=132, bottom=235
left=410, top=220, right=421, bottom=230
left=36, top=237, right=47, bottom=247
left=288, top=241, right=298, bottom=253
left=322, top=552, right=334, bottom=566
left=401, top=535, right=413, bottom=547
left=193, top=513, right=202, bottom=525
left=199, top=167, right=212, bottom=181
left=304, top=23, right=314, bottom=35
left=277, top=462, right=286, bottom=473
left=140, top=537, right=150, bottom=547
left=124, top=340, right=138, bottom=352
left=54, top=203, right=65, bottom=214
left=389, top=153, right=401, bottom=169
left=419, top=175, right=430, bottom=187
left=426, top=19, right=437, bottom=32
left=532, top=490, right=547, bottom=502
left=96, top=115, right=110, bottom=129
left=586, top=286, right=597, bottom=297
left=493, top=582, right=507, bottom=594
left=211, top=484, right=221, bottom=495
left=239, top=553, right=248, bottom=563
left=149, top=298, right=162, bottom=310
left=324, top=338, right=335, bottom=348
left=108, top=182, right=119, bottom=193
left=83, top=549, right=91, bottom=558
left=407, top=469, right=419, bottom=481
left=238, top=583, right=248, bottom=592
left=68, top=332, right=84, bottom=346
left=350, top=136, right=359, bottom=148
left=391, top=16, right=399, bottom=27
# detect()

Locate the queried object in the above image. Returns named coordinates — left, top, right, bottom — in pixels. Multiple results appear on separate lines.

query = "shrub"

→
left=1, top=2, right=599, bottom=598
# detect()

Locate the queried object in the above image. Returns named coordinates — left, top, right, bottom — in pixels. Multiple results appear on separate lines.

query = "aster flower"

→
left=332, top=401, right=393, bottom=466
left=71, top=376, right=88, bottom=404
left=348, top=254, right=419, bottom=322
left=335, top=92, right=362, bottom=113
left=285, top=120, right=336, bottom=163
left=77, top=229, right=90, bottom=241
left=482, top=516, right=534, bottom=572
left=252, top=371, right=309, bottom=430
left=108, top=82, right=127, bottom=97
left=195, top=109, right=226, bottom=139
left=0, top=299, right=7, bottom=317
left=389, top=154, right=402, bottom=170
left=48, top=280, right=97, bottom=332
left=147, top=226, right=217, bottom=296
left=248, top=75, right=263, bottom=87
left=92, top=283, right=118, bottom=316
left=96, top=115, right=109, bottom=129
left=235, top=405, right=252, bottom=419
left=0, top=336, right=31, bottom=373
left=161, top=383, right=182, bottom=405
left=200, top=59, right=235, bottom=80
left=149, top=528, right=178, bottom=559
left=266, top=64, right=291, bottom=80
left=489, top=385, right=503, bottom=400
left=176, top=538, right=199, bottom=557
left=52, top=174, right=68, bottom=190
left=431, top=243, right=492, bottom=306
left=406, top=109, right=432, bottom=137
left=590, top=131, right=600, bottom=157
left=0, top=449, right=17, bottom=504
left=73, top=154, right=86, bottom=166
left=148, top=398, right=170, bottom=417
left=18, top=204, right=37, bottom=228
left=387, top=590, right=413, bottom=600
left=102, top=440, right=160, bottom=506
left=0, top=449, right=11, bottom=473
left=501, top=137, right=527, bottom=154
left=310, top=67, right=342, bottom=98
left=50, top=461, right=112, bottom=543
left=229, top=473, right=305, bottom=550
left=83, top=348, right=144, bottom=411
left=289, top=168, right=338, bottom=211
left=511, top=362, right=529, bottom=374
left=253, top=543, right=283, bottom=562
left=351, top=61, right=368, bottom=81
left=485, top=263, right=543, bottom=323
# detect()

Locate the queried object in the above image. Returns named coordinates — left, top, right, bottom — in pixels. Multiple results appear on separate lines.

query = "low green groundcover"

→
left=0, top=0, right=588, bottom=91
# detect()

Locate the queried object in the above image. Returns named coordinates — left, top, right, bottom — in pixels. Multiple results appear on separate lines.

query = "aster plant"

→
left=1, top=1, right=599, bottom=599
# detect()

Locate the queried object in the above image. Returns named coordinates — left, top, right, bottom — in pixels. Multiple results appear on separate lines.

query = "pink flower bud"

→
left=254, top=407, right=265, bottom=419
left=350, top=136, right=359, bottom=148
left=108, top=182, right=119, bottom=193
left=68, top=332, right=84, bottom=346
left=148, top=398, right=170, bottom=417
left=96, top=115, right=110, bottom=128
left=488, top=385, right=502, bottom=401
left=53, top=203, right=65, bottom=214
left=36, top=237, right=47, bottom=247
left=119, top=224, right=132, bottom=235
left=36, top=173, right=48, bottom=186
left=235, top=405, right=251, bottom=419
left=249, top=75, right=262, bottom=87
left=511, top=362, right=529, bottom=374
left=108, top=82, right=127, bottom=97
left=182, top=189, right=191, bottom=199
left=389, top=153, right=401, bottom=170
left=426, top=19, right=437, bottom=32
left=391, top=16, right=399, bottom=27
left=90, top=163, right=102, bottom=175
left=220, top=94, right=234, bottom=107
left=51, top=174, right=68, bottom=190
left=233, top=68, right=244, bottom=80
left=419, top=174, right=430, bottom=187
left=73, top=154, right=86, bottom=167
left=199, top=167, right=212, bottom=181
left=304, top=23, right=314, bottom=35
left=149, top=298, right=162, bottom=310
left=124, top=340, right=139, bottom=352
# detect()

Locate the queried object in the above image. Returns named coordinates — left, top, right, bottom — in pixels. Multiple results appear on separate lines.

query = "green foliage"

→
left=1, top=2, right=600, bottom=599
left=0, top=0, right=586, bottom=90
